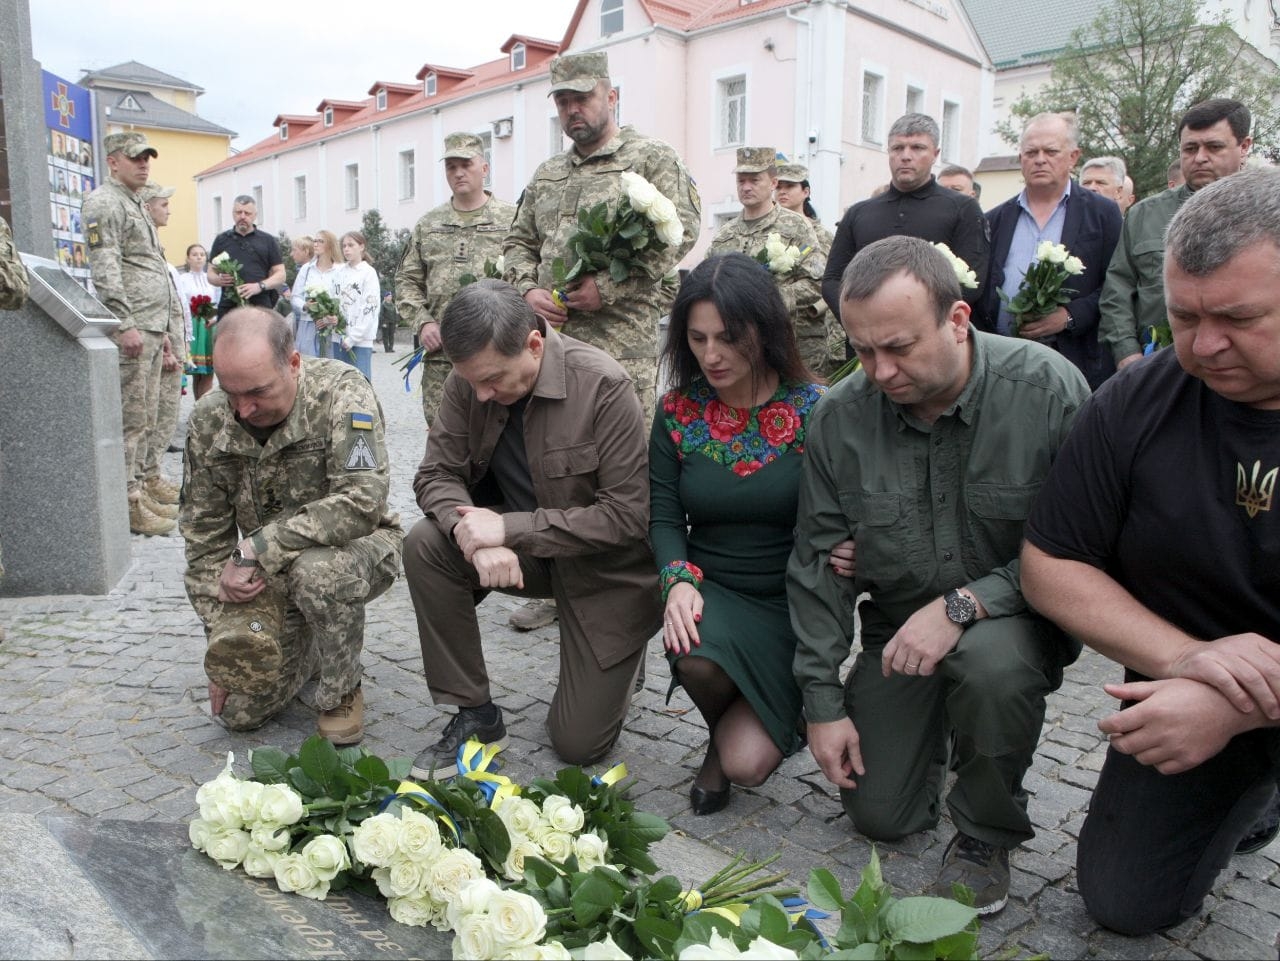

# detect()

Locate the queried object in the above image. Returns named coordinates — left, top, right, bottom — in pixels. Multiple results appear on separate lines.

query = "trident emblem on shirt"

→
left=1236, top=460, right=1278, bottom=518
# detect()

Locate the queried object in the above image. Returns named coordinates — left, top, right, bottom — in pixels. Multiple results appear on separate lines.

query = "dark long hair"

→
left=660, top=252, right=812, bottom=394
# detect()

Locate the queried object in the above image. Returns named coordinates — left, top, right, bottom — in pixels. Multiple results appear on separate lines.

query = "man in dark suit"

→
left=977, top=113, right=1122, bottom=390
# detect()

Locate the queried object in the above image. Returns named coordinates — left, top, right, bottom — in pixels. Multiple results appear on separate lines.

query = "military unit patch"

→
left=86, top=221, right=102, bottom=249
left=345, top=435, right=379, bottom=470
left=351, top=412, right=373, bottom=430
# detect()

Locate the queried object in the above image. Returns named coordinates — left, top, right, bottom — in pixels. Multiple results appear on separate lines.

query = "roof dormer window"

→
left=425, top=73, right=437, bottom=97
left=601, top=0, right=624, bottom=34
left=119, top=94, right=141, bottom=112
left=511, top=42, right=526, bottom=71
left=279, top=123, right=288, bottom=141
left=323, top=106, right=334, bottom=127
left=376, top=89, right=387, bottom=111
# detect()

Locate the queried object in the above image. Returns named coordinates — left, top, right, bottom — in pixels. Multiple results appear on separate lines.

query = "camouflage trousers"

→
left=145, top=330, right=188, bottom=479
left=618, top=357, right=658, bottom=434
left=419, top=356, right=451, bottom=426
left=116, top=329, right=166, bottom=493
left=796, top=310, right=848, bottom=381
left=214, top=528, right=402, bottom=731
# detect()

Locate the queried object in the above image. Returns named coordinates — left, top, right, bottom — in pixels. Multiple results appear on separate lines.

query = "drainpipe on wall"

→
left=785, top=3, right=813, bottom=165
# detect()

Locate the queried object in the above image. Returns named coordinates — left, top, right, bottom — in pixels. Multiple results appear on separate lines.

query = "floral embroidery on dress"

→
left=662, top=380, right=826, bottom=477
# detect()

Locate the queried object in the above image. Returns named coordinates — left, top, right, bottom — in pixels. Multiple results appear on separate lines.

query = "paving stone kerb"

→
left=0, top=349, right=1277, bottom=960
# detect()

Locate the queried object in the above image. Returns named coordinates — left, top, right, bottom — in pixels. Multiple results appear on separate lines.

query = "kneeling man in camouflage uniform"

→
left=181, top=308, right=403, bottom=743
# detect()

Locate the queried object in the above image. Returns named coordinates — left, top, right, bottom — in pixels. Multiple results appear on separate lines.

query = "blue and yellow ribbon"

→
left=592, top=762, right=627, bottom=788
left=456, top=738, right=519, bottom=807
left=377, top=780, right=463, bottom=844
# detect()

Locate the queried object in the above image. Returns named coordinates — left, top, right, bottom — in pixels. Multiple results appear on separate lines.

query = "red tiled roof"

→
left=559, top=0, right=794, bottom=47
left=367, top=81, right=420, bottom=96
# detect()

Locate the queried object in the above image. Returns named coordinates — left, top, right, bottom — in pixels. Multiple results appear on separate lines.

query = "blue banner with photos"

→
left=42, top=70, right=95, bottom=286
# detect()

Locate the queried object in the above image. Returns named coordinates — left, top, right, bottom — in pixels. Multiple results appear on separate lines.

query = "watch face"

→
left=946, top=591, right=976, bottom=625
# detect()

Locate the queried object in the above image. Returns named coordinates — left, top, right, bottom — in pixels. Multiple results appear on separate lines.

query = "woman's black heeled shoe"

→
left=689, top=781, right=731, bottom=816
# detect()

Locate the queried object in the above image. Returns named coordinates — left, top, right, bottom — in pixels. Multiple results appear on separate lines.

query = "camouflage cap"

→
left=138, top=181, right=175, bottom=202
left=103, top=131, right=158, bottom=159
left=734, top=147, right=777, bottom=174
left=547, top=51, right=610, bottom=95
left=204, top=587, right=287, bottom=695
left=776, top=162, right=810, bottom=184
left=442, top=132, right=485, bottom=160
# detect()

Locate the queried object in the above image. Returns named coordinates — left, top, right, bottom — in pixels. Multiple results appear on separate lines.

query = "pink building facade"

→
left=195, top=0, right=993, bottom=261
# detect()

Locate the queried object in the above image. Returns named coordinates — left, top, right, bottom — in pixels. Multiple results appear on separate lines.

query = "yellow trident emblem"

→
left=1236, top=460, right=1278, bottom=519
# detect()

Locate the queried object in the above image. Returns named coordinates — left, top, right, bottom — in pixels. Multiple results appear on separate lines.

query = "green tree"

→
left=996, top=0, right=1280, bottom=199
left=277, top=230, right=298, bottom=288
left=359, top=209, right=410, bottom=294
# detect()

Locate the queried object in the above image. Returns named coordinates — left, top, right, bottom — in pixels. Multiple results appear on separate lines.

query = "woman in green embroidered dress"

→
left=650, top=252, right=827, bottom=815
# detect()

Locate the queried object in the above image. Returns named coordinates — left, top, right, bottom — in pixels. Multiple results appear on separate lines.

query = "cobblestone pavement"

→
left=1, top=345, right=1277, bottom=960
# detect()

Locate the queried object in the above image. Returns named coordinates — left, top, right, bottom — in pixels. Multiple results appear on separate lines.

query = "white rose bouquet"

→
left=1000, top=240, right=1084, bottom=334
left=303, top=281, right=346, bottom=349
left=209, top=251, right=245, bottom=305
left=551, top=170, right=684, bottom=309
left=754, top=232, right=813, bottom=277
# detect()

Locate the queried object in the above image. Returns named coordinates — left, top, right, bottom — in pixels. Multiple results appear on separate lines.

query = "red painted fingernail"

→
left=694, top=614, right=701, bottom=622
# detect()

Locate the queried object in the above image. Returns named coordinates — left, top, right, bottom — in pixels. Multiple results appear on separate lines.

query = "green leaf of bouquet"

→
left=633, top=916, right=681, bottom=959
left=609, top=257, right=630, bottom=283
left=474, top=807, right=512, bottom=862
left=521, top=854, right=564, bottom=890
left=287, top=766, right=325, bottom=799
left=297, top=736, right=347, bottom=799
left=836, top=900, right=870, bottom=947
left=570, top=870, right=619, bottom=925
left=250, top=746, right=291, bottom=783
left=617, top=220, right=643, bottom=240
left=808, top=867, right=845, bottom=911
left=648, top=874, right=683, bottom=903
left=828, top=945, right=883, bottom=960
left=933, top=927, right=980, bottom=959
left=884, top=897, right=979, bottom=944
left=353, top=753, right=390, bottom=787
left=384, top=756, right=411, bottom=782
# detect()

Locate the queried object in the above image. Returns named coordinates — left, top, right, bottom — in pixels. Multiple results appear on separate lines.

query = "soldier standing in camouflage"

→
left=503, top=51, right=699, bottom=632
left=0, top=215, right=30, bottom=643
left=775, top=161, right=844, bottom=375
left=139, top=182, right=186, bottom=520
left=395, top=132, right=516, bottom=426
left=181, top=308, right=403, bottom=744
left=707, top=149, right=832, bottom=377
left=82, top=132, right=183, bottom=536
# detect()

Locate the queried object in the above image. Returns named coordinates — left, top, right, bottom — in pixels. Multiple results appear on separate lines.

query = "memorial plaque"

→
left=41, top=817, right=452, bottom=960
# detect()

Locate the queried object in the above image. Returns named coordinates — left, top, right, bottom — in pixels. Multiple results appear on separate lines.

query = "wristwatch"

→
left=1063, top=309, right=1077, bottom=332
left=259, top=281, right=267, bottom=293
left=943, top=589, right=978, bottom=627
left=230, top=546, right=259, bottom=568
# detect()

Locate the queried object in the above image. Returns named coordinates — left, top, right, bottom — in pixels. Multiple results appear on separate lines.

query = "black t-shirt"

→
left=821, top=177, right=989, bottom=314
left=490, top=394, right=537, bottom=514
left=1025, top=348, right=1280, bottom=645
left=209, top=226, right=283, bottom=316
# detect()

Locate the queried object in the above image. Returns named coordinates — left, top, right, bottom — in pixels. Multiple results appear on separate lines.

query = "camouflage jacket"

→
left=0, top=217, right=28, bottom=311
left=81, top=177, right=182, bottom=333
left=181, top=358, right=401, bottom=619
left=503, top=126, right=701, bottom=358
left=395, top=194, right=517, bottom=341
left=708, top=205, right=825, bottom=323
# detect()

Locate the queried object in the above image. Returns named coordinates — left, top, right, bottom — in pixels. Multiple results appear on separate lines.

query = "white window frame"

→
left=511, top=43, right=526, bottom=71
left=345, top=163, right=359, bottom=210
left=425, top=73, right=437, bottom=97
left=376, top=89, right=387, bottom=111
left=714, top=71, right=747, bottom=149
left=941, top=99, right=961, bottom=163
left=905, top=84, right=925, bottom=116
left=293, top=175, right=306, bottom=220
left=323, top=106, right=334, bottom=127
left=212, top=196, right=222, bottom=229
left=398, top=149, right=415, bottom=202
left=251, top=185, right=263, bottom=214
left=861, top=69, right=886, bottom=146
left=549, top=115, right=565, bottom=157
left=601, top=0, right=624, bottom=34
left=477, top=131, right=494, bottom=189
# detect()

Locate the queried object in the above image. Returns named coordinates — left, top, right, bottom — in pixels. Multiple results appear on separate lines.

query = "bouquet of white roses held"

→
left=1000, top=240, right=1083, bottom=334
left=304, top=282, right=346, bottom=348
left=754, top=232, right=813, bottom=277
left=210, top=251, right=244, bottom=305
left=827, top=243, right=978, bottom=386
left=551, top=171, right=684, bottom=309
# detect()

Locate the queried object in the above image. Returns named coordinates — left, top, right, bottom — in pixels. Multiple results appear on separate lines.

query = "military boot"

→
left=318, top=685, right=364, bottom=745
left=128, top=493, right=175, bottom=536
left=204, top=586, right=287, bottom=695
left=145, top=474, right=181, bottom=505
left=141, top=491, right=179, bottom=519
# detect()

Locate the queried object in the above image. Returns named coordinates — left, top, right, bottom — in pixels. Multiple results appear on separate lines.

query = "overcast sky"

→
left=29, top=0, right=580, bottom=149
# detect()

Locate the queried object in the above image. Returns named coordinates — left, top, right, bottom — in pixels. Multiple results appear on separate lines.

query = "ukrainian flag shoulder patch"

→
left=351, top=412, right=374, bottom=430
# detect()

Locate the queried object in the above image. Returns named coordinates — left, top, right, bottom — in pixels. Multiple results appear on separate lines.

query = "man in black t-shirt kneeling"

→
left=1022, top=167, right=1280, bottom=937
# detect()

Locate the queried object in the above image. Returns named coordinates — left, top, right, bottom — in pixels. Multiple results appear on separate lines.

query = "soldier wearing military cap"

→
left=707, top=148, right=834, bottom=375
left=82, top=131, right=184, bottom=535
left=396, top=131, right=516, bottom=426
left=502, top=49, right=701, bottom=633
left=774, top=161, right=844, bottom=372
left=182, top=308, right=403, bottom=744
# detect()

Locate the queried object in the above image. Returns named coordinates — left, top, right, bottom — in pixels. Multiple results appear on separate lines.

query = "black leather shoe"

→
left=689, top=781, right=730, bottom=816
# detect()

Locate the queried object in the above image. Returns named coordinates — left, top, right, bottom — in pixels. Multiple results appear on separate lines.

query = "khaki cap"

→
left=138, top=181, right=175, bottom=202
left=734, top=147, right=777, bottom=174
left=442, top=132, right=485, bottom=160
left=103, top=131, right=158, bottom=159
left=776, top=163, right=810, bottom=183
left=548, top=51, right=610, bottom=95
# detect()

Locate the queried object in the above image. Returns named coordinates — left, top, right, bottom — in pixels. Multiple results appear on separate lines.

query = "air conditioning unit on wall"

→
left=493, top=118, right=514, bottom=139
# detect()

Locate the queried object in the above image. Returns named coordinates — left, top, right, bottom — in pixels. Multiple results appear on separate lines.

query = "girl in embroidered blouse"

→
left=650, top=252, right=827, bottom=815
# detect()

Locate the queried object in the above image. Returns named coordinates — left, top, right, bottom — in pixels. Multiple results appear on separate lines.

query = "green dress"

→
left=649, top=378, right=826, bottom=753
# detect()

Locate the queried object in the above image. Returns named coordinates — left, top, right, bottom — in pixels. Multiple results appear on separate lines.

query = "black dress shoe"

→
left=689, top=781, right=730, bottom=816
